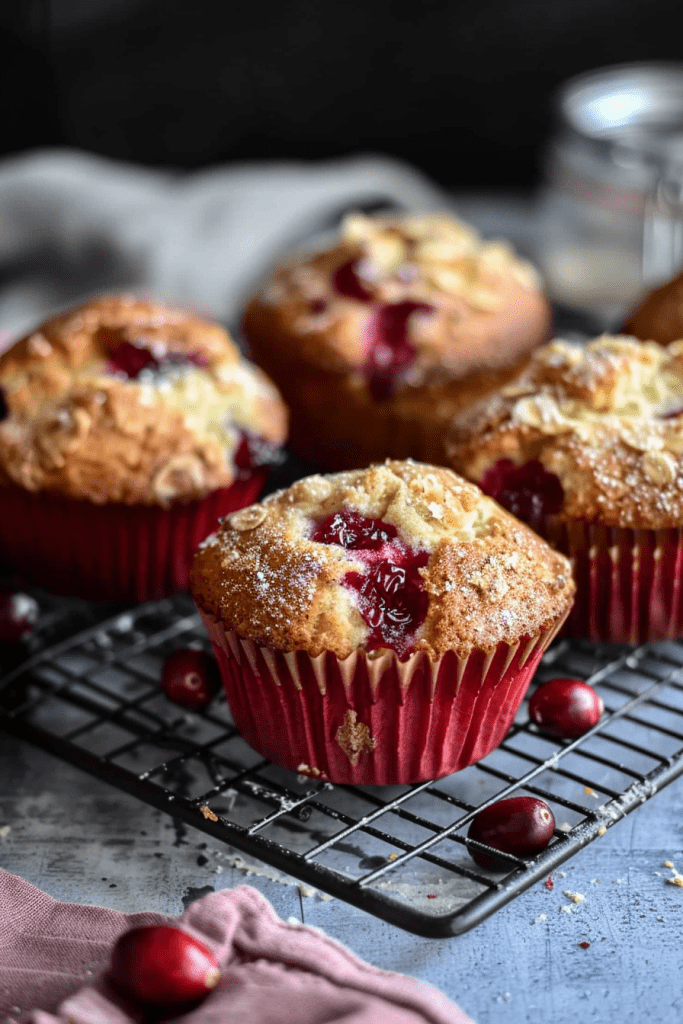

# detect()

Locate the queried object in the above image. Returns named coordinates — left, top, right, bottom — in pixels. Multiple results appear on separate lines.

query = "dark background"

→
left=1, top=0, right=682, bottom=190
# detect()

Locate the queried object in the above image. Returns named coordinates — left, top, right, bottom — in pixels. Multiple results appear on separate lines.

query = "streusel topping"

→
left=0, top=296, right=287, bottom=505
left=447, top=335, right=683, bottom=529
left=249, top=211, right=550, bottom=384
left=191, top=461, right=574, bottom=659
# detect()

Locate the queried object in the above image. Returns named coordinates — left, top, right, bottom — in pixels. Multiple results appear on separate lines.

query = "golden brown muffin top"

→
left=244, top=212, right=551, bottom=387
left=447, top=335, right=683, bottom=530
left=0, top=295, right=288, bottom=505
left=623, top=269, right=683, bottom=344
left=191, top=461, right=573, bottom=660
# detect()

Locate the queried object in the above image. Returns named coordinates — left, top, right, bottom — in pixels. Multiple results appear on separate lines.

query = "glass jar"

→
left=538, top=62, right=683, bottom=330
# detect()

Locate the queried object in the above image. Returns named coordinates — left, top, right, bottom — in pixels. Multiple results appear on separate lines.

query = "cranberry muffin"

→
left=0, top=296, right=288, bottom=600
left=622, top=267, right=683, bottom=343
left=447, top=335, right=683, bottom=643
left=243, top=212, right=552, bottom=469
left=191, top=461, right=573, bottom=784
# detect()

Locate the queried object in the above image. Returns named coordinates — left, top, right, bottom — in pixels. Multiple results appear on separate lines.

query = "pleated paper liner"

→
left=0, top=471, right=267, bottom=602
left=199, top=611, right=568, bottom=785
left=547, top=520, right=683, bottom=644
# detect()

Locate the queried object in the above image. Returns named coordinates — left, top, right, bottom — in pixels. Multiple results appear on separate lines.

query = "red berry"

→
left=110, top=925, right=220, bottom=1008
left=528, top=678, right=604, bottom=738
left=161, top=649, right=221, bottom=710
left=366, top=301, right=433, bottom=402
left=233, top=429, right=281, bottom=475
left=107, top=340, right=210, bottom=379
left=312, top=510, right=398, bottom=550
left=0, top=592, right=39, bottom=642
left=479, top=458, right=564, bottom=530
left=332, top=258, right=373, bottom=302
left=312, top=510, right=430, bottom=657
left=467, top=796, right=555, bottom=871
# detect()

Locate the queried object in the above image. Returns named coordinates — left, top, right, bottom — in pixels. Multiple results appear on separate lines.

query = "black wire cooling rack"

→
left=3, top=589, right=683, bottom=937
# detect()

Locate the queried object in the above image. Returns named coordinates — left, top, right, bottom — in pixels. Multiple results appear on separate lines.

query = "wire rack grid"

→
left=4, top=592, right=683, bottom=937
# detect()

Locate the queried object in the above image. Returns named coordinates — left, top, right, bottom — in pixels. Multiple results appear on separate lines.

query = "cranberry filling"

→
left=312, top=510, right=429, bottom=656
left=233, top=429, right=281, bottom=476
left=0, top=387, right=8, bottom=422
left=312, top=510, right=398, bottom=550
left=332, top=258, right=373, bottom=302
left=479, top=458, right=564, bottom=531
left=366, top=301, right=433, bottom=402
left=107, top=340, right=210, bottom=379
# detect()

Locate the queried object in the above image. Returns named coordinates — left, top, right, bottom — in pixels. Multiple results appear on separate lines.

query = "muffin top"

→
left=191, top=461, right=574, bottom=660
left=447, top=335, right=683, bottom=530
left=0, top=296, right=288, bottom=505
left=244, top=212, right=551, bottom=399
left=623, top=268, right=683, bottom=344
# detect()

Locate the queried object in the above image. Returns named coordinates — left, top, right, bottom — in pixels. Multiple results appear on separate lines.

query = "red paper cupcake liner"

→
left=199, top=611, right=567, bottom=785
left=547, top=520, right=683, bottom=644
left=0, top=472, right=267, bottom=602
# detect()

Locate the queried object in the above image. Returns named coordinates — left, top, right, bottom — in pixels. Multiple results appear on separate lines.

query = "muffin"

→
left=0, top=296, right=288, bottom=600
left=191, top=461, right=574, bottom=784
left=447, top=335, right=683, bottom=643
left=243, top=212, right=552, bottom=469
left=622, top=268, right=683, bottom=343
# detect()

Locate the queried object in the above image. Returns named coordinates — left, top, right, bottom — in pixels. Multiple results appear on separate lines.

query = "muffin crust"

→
left=243, top=212, right=551, bottom=468
left=0, top=296, right=287, bottom=505
left=191, top=461, right=574, bottom=659
left=447, top=335, right=683, bottom=529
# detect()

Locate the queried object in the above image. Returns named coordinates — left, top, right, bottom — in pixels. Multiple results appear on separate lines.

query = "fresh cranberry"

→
left=0, top=387, right=8, bottom=421
left=332, top=258, right=373, bottom=302
left=366, top=301, right=433, bottom=402
left=0, top=592, right=39, bottom=642
left=467, top=796, right=556, bottom=871
left=107, top=340, right=210, bottom=379
left=312, top=510, right=398, bottom=550
left=528, top=678, right=604, bottom=738
left=109, top=925, right=220, bottom=1008
left=161, top=649, right=221, bottom=710
left=233, top=429, right=281, bottom=475
left=312, top=510, right=429, bottom=656
left=479, top=459, right=564, bottom=531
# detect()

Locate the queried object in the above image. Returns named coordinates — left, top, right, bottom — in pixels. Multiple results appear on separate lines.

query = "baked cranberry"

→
left=332, top=258, right=373, bottom=302
left=312, top=510, right=429, bottom=656
left=467, top=796, right=555, bottom=871
left=0, top=592, right=39, bottom=642
left=107, top=340, right=210, bottom=379
left=479, top=458, right=564, bottom=530
left=528, top=678, right=604, bottom=738
left=345, top=552, right=430, bottom=655
left=312, top=510, right=398, bottom=550
left=366, top=301, right=433, bottom=402
left=110, top=925, right=220, bottom=1008
left=162, top=649, right=221, bottom=710
left=0, top=387, right=8, bottom=421
left=233, top=429, right=281, bottom=475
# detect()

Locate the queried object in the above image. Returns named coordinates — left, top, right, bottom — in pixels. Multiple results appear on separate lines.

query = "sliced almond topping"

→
left=641, top=450, right=677, bottom=486
left=228, top=504, right=267, bottom=531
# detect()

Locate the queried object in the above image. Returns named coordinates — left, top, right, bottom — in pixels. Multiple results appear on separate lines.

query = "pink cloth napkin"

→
left=0, top=869, right=474, bottom=1024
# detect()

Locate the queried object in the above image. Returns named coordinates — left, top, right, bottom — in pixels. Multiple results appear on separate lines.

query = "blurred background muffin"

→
left=0, top=295, right=287, bottom=600
left=447, top=335, right=683, bottom=643
left=244, top=211, right=551, bottom=468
